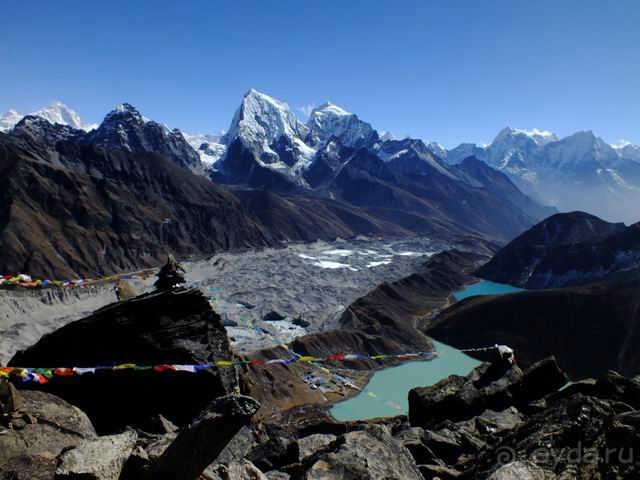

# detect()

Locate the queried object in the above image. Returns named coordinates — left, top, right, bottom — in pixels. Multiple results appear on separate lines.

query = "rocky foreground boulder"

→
left=234, top=357, right=640, bottom=479
left=9, top=287, right=238, bottom=433
left=0, top=381, right=97, bottom=479
left=408, top=356, right=568, bottom=428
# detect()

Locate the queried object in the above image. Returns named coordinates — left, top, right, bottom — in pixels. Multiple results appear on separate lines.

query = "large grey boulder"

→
left=55, top=430, right=138, bottom=480
left=206, top=459, right=268, bottom=480
left=298, top=434, right=337, bottom=463
left=306, top=425, right=423, bottom=480
left=150, top=394, right=260, bottom=480
left=487, top=461, right=545, bottom=480
left=475, top=408, right=524, bottom=435
left=0, top=389, right=96, bottom=475
left=393, top=427, right=442, bottom=465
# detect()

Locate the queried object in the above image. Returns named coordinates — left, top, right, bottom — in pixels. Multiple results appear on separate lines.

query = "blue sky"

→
left=1, top=0, right=638, bottom=147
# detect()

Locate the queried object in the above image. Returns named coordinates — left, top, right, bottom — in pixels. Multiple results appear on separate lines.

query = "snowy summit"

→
left=0, top=101, right=96, bottom=132
left=306, top=101, right=377, bottom=148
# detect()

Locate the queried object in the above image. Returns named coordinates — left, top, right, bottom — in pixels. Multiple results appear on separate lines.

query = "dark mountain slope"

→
left=426, top=280, right=640, bottom=379
left=235, top=190, right=396, bottom=240
left=82, top=103, right=201, bottom=171
left=322, top=151, right=555, bottom=243
left=12, top=116, right=83, bottom=145
left=340, top=250, right=489, bottom=337
left=0, top=133, right=274, bottom=278
left=476, top=211, right=638, bottom=288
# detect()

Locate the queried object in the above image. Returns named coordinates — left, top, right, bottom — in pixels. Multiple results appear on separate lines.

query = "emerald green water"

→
left=330, top=341, right=480, bottom=421
left=454, top=279, right=523, bottom=301
left=330, top=280, right=523, bottom=421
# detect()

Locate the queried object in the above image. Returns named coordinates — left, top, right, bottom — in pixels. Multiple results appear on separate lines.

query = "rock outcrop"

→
left=9, top=288, right=238, bottom=433
left=408, top=357, right=567, bottom=429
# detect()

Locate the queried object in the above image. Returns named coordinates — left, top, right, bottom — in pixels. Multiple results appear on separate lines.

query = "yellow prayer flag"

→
left=215, top=360, right=234, bottom=367
left=114, top=364, right=136, bottom=370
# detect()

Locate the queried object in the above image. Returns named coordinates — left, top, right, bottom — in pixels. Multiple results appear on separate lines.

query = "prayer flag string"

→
left=0, top=350, right=438, bottom=384
left=0, top=268, right=156, bottom=290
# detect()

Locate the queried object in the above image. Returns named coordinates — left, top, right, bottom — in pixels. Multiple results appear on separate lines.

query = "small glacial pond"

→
left=330, top=280, right=524, bottom=421
left=454, top=279, right=524, bottom=301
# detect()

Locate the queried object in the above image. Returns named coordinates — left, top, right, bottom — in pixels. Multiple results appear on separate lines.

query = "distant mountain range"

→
left=0, top=92, right=580, bottom=276
left=208, top=90, right=553, bottom=242
left=441, top=127, right=640, bottom=224
left=3, top=94, right=637, bottom=224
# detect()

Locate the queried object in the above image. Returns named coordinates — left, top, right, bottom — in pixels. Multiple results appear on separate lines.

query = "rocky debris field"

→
left=158, top=237, right=444, bottom=352
left=0, top=238, right=443, bottom=362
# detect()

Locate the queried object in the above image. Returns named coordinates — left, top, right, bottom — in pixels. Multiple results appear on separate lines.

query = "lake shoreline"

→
left=327, top=279, right=525, bottom=422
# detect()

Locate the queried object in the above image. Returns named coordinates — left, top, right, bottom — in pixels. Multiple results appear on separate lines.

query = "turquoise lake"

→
left=330, top=340, right=481, bottom=421
left=454, top=279, right=524, bottom=301
left=330, top=280, right=523, bottom=421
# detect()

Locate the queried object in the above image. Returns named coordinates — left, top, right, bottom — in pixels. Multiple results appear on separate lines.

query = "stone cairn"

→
left=154, top=255, right=187, bottom=291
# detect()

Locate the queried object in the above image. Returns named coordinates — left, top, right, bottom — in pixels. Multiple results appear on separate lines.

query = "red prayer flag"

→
left=154, top=365, right=177, bottom=373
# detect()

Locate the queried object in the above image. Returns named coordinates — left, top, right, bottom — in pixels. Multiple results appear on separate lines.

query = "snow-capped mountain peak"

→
left=103, top=103, right=147, bottom=125
left=543, top=130, right=620, bottom=166
left=511, top=127, right=558, bottom=145
left=0, top=102, right=96, bottom=132
left=0, top=109, right=23, bottom=132
left=306, top=101, right=377, bottom=148
left=425, top=141, right=447, bottom=159
left=83, top=102, right=202, bottom=171
left=379, top=131, right=396, bottom=142
left=492, top=126, right=558, bottom=148
left=617, top=142, right=640, bottom=162
left=311, top=101, right=350, bottom=117
left=223, top=89, right=309, bottom=147
left=33, top=101, right=89, bottom=131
